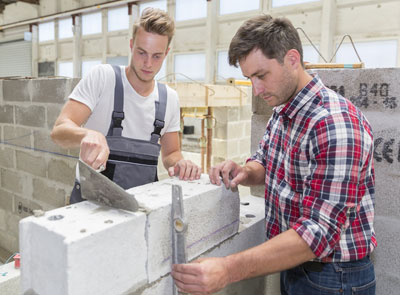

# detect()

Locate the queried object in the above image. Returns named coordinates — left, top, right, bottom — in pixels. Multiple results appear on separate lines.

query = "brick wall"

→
left=0, top=77, right=79, bottom=257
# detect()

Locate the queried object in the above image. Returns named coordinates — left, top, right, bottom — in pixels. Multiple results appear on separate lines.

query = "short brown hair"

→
left=132, top=7, right=175, bottom=46
left=229, top=14, right=304, bottom=67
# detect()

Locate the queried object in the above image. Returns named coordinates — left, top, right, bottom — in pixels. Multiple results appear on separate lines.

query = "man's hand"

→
left=79, top=130, right=110, bottom=170
left=172, top=257, right=231, bottom=294
left=208, top=160, right=248, bottom=189
left=168, top=159, right=201, bottom=181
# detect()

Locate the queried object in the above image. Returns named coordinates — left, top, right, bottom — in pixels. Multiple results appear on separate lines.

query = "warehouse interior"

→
left=1, top=0, right=400, bottom=294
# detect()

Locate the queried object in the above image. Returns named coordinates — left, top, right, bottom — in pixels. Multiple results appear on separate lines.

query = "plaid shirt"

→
left=249, top=75, right=377, bottom=262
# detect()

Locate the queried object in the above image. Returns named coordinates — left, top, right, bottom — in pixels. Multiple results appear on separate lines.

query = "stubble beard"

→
left=130, top=63, right=154, bottom=83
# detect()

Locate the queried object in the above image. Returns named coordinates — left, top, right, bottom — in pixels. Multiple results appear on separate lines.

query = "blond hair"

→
left=132, top=7, right=175, bottom=46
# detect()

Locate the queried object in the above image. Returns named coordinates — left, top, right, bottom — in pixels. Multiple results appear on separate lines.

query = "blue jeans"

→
left=280, top=256, right=375, bottom=295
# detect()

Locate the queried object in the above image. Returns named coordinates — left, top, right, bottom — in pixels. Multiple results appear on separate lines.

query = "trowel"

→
left=78, top=159, right=139, bottom=212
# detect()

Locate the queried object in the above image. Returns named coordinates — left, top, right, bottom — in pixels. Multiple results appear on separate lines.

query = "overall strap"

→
left=150, top=82, right=168, bottom=143
left=107, top=65, right=124, bottom=136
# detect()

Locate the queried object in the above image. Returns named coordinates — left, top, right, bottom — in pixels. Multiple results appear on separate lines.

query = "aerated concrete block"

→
left=0, top=262, right=20, bottom=295
left=15, top=105, right=46, bottom=128
left=31, top=79, right=71, bottom=103
left=20, top=201, right=147, bottom=295
left=0, top=105, right=14, bottom=124
left=131, top=194, right=266, bottom=295
left=126, top=176, right=240, bottom=283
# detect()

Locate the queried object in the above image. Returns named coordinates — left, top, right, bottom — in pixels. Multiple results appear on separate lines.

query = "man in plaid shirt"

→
left=172, top=14, right=376, bottom=295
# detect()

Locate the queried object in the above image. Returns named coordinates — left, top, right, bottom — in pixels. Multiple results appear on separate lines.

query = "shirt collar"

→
left=274, top=74, right=324, bottom=119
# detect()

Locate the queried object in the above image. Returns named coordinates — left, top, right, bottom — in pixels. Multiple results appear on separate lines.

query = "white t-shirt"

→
left=70, top=64, right=181, bottom=140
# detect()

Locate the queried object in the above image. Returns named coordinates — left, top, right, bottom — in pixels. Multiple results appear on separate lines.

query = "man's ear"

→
left=286, top=49, right=301, bottom=68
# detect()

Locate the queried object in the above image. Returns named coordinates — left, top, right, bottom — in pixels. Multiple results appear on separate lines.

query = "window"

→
left=58, top=62, right=73, bottom=77
left=272, top=0, right=319, bottom=8
left=303, top=44, right=320, bottom=63
left=176, top=0, right=206, bottom=21
left=217, top=51, right=244, bottom=80
left=39, top=21, right=54, bottom=42
left=335, top=40, right=397, bottom=68
left=82, top=60, right=102, bottom=77
left=108, top=6, right=129, bottom=32
left=38, top=62, right=55, bottom=77
left=219, top=0, right=259, bottom=15
left=139, top=0, right=167, bottom=14
left=58, top=17, right=73, bottom=39
left=82, top=12, right=102, bottom=36
left=174, top=53, right=205, bottom=81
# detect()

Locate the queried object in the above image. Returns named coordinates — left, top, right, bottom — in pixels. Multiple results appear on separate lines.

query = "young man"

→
left=51, top=8, right=200, bottom=203
left=172, top=15, right=376, bottom=294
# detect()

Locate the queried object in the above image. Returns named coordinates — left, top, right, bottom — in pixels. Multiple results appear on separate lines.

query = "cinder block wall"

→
left=250, top=68, right=400, bottom=295
left=0, top=77, right=80, bottom=257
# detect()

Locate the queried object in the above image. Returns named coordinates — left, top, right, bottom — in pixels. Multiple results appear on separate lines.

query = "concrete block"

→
left=250, top=114, right=270, bottom=155
left=126, top=176, right=240, bottom=283
left=47, top=157, right=75, bottom=186
left=214, top=107, right=228, bottom=124
left=15, top=105, right=46, bottom=128
left=227, top=139, right=240, bottom=158
left=2, top=80, right=30, bottom=102
left=14, top=196, right=44, bottom=219
left=0, top=105, right=14, bottom=124
left=239, top=104, right=252, bottom=121
left=212, top=139, right=227, bottom=159
left=0, top=262, right=20, bottom=295
left=214, top=122, right=227, bottom=140
left=3, top=126, right=32, bottom=148
left=0, top=146, right=15, bottom=169
left=0, top=209, right=6, bottom=231
left=0, top=230, right=18, bottom=255
left=32, top=178, right=66, bottom=208
left=252, top=95, right=274, bottom=117
left=315, top=68, right=400, bottom=113
left=371, top=215, right=400, bottom=295
left=0, top=188, right=14, bottom=211
left=6, top=213, right=20, bottom=237
left=33, top=129, right=68, bottom=155
left=0, top=168, right=24, bottom=194
left=31, top=78, right=71, bottom=103
left=239, top=138, right=250, bottom=156
left=47, top=104, right=63, bottom=130
left=0, top=79, right=3, bottom=103
left=227, top=121, right=245, bottom=139
left=250, top=185, right=265, bottom=198
left=20, top=201, right=148, bottom=295
left=16, top=150, right=47, bottom=178
left=131, top=195, right=266, bottom=295
left=227, top=106, right=240, bottom=121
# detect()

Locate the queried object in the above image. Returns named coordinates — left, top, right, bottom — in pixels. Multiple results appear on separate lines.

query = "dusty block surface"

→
left=0, top=262, right=20, bottom=295
left=20, top=201, right=147, bottom=295
left=126, top=175, right=240, bottom=283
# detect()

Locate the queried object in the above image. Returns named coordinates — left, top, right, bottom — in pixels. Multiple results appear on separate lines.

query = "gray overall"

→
left=69, top=65, right=167, bottom=204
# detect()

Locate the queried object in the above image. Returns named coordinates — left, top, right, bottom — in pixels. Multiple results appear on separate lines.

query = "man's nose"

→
left=144, top=56, right=152, bottom=67
left=252, top=80, right=264, bottom=96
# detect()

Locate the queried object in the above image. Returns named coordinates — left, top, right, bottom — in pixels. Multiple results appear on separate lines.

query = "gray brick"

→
left=6, top=213, right=21, bottom=236
left=31, top=78, right=70, bottom=103
left=0, top=105, right=14, bottom=124
left=33, top=130, right=67, bottom=155
left=2, top=79, right=31, bottom=102
left=0, top=79, right=3, bottom=102
left=0, top=147, right=15, bottom=169
left=15, top=105, right=46, bottom=128
left=70, top=78, right=81, bottom=90
left=252, top=95, right=274, bottom=116
left=372, top=215, right=400, bottom=295
left=214, top=108, right=228, bottom=124
left=16, top=150, right=47, bottom=178
left=227, top=107, right=240, bottom=121
left=47, top=104, right=62, bottom=130
left=214, top=122, right=227, bottom=140
left=3, top=126, right=33, bottom=147
left=239, top=104, right=252, bottom=121
left=250, top=114, right=270, bottom=154
left=0, top=188, right=14, bottom=211
left=32, top=178, right=66, bottom=208
left=0, top=168, right=23, bottom=194
left=14, top=196, right=43, bottom=218
left=47, top=157, right=76, bottom=185
left=0, top=230, right=18, bottom=255
left=0, top=209, right=6, bottom=231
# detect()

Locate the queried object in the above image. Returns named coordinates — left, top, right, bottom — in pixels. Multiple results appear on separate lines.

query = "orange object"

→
left=14, top=254, right=20, bottom=269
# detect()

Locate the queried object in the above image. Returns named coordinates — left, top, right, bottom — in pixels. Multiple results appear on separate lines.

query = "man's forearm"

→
left=224, top=229, right=316, bottom=283
left=162, top=150, right=183, bottom=170
left=51, top=122, right=88, bottom=149
left=239, top=161, right=266, bottom=186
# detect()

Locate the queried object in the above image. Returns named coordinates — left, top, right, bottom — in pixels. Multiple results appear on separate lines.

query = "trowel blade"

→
left=78, top=160, right=139, bottom=212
